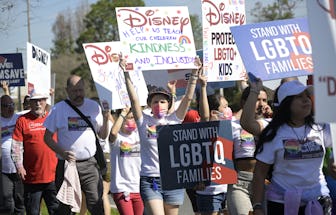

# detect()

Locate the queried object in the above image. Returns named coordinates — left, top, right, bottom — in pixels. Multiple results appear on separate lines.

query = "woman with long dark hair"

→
left=252, top=80, right=334, bottom=215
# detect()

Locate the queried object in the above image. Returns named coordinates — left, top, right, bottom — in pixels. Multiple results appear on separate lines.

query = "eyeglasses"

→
left=1, top=103, right=15, bottom=108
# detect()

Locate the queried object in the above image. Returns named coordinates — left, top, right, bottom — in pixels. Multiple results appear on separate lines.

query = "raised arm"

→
left=120, top=58, right=143, bottom=121
left=176, top=56, right=202, bottom=120
left=240, top=78, right=265, bottom=136
left=109, top=107, right=130, bottom=144
left=198, top=70, right=209, bottom=122
left=167, top=80, right=177, bottom=113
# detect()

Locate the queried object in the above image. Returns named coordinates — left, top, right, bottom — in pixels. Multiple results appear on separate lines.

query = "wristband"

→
left=172, top=93, right=177, bottom=100
left=120, top=115, right=126, bottom=120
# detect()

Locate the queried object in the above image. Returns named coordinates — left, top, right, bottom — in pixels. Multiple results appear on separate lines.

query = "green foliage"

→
left=250, top=0, right=303, bottom=22
left=190, top=14, right=203, bottom=50
left=76, top=0, right=145, bottom=54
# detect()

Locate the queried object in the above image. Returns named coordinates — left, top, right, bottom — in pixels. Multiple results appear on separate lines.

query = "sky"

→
left=0, top=0, right=307, bottom=88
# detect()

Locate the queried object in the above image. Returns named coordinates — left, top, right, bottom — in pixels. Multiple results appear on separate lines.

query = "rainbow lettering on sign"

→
left=179, top=35, right=191, bottom=44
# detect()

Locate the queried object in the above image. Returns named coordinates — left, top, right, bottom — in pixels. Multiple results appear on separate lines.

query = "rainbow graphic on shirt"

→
left=179, top=35, right=191, bottom=44
left=68, top=117, right=89, bottom=131
left=240, top=130, right=255, bottom=148
left=284, top=140, right=301, bottom=152
left=1, top=126, right=10, bottom=138
left=147, top=125, right=157, bottom=139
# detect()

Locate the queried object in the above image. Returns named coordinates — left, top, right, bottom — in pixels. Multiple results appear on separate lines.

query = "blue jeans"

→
left=140, top=176, right=185, bottom=205
left=1, top=173, right=25, bottom=214
left=24, top=182, right=58, bottom=215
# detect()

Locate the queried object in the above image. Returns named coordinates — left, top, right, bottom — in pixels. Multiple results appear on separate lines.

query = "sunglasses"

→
left=1, top=102, right=15, bottom=108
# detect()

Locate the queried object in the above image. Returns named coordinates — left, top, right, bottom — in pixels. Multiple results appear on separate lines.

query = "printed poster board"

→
left=230, top=17, right=313, bottom=81
left=83, top=41, right=148, bottom=110
left=116, top=6, right=197, bottom=71
left=157, top=120, right=237, bottom=190
left=307, top=1, right=336, bottom=123
left=0, top=53, right=25, bottom=86
left=26, top=42, right=51, bottom=96
left=202, top=0, right=246, bottom=82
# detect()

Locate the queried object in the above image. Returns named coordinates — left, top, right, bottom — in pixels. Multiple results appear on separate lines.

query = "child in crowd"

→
left=108, top=107, right=143, bottom=215
left=121, top=55, right=202, bottom=215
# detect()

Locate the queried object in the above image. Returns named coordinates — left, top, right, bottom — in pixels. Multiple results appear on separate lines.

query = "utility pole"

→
left=27, top=0, right=31, bottom=42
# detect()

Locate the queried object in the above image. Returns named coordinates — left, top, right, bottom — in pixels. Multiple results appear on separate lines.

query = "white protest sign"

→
left=307, top=1, right=336, bottom=123
left=116, top=6, right=197, bottom=71
left=202, top=0, right=246, bottom=82
left=26, top=42, right=51, bottom=98
left=83, top=41, right=148, bottom=110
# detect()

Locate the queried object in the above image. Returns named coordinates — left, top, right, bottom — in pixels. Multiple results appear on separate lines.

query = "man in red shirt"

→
left=11, top=93, right=58, bottom=215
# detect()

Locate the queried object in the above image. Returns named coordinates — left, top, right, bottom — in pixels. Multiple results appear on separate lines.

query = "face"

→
left=29, top=98, right=47, bottom=117
left=212, top=97, right=232, bottom=120
left=255, top=91, right=268, bottom=116
left=1, top=96, right=15, bottom=118
left=150, top=94, right=169, bottom=118
left=122, top=112, right=137, bottom=133
left=290, top=91, right=312, bottom=119
left=66, top=77, right=85, bottom=106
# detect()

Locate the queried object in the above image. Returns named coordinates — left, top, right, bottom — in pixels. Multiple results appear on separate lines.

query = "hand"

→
left=198, top=69, right=207, bottom=87
left=0, top=81, right=9, bottom=95
left=119, top=53, right=127, bottom=72
left=262, top=104, right=273, bottom=118
left=194, top=55, right=202, bottom=69
left=249, top=78, right=263, bottom=92
left=121, top=106, right=131, bottom=117
left=17, top=166, right=26, bottom=181
left=62, top=151, right=76, bottom=162
left=167, top=80, right=177, bottom=95
left=193, top=182, right=206, bottom=191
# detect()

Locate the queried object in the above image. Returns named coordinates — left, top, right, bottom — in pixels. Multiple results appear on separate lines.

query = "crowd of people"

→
left=1, top=54, right=336, bottom=215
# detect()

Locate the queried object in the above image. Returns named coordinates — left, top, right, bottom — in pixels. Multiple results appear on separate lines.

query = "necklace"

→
left=291, top=125, right=307, bottom=144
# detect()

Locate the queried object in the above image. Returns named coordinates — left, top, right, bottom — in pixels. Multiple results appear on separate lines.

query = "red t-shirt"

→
left=12, top=112, right=57, bottom=184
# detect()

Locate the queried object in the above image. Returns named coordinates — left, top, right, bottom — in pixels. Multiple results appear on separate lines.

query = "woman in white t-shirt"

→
left=109, top=107, right=143, bottom=215
left=252, top=80, right=335, bottom=215
left=121, top=56, right=202, bottom=215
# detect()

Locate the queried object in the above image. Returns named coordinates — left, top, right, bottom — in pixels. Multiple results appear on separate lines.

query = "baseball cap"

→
left=30, top=92, right=49, bottom=100
left=147, top=86, right=172, bottom=107
left=277, top=80, right=308, bottom=105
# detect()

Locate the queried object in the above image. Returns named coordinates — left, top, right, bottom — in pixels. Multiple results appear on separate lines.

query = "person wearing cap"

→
left=252, top=80, right=335, bottom=215
left=11, top=92, right=59, bottom=215
left=121, top=56, right=202, bottom=215
left=1, top=95, right=25, bottom=214
left=43, top=75, right=110, bottom=215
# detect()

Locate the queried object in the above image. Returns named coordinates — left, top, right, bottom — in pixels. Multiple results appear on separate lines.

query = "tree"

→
left=0, top=0, right=14, bottom=32
left=190, top=14, right=203, bottom=50
left=250, top=0, right=303, bottom=22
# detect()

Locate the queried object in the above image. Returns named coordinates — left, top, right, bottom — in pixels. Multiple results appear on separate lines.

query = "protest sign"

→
left=26, top=42, right=51, bottom=97
left=83, top=41, right=148, bottom=110
left=202, top=0, right=246, bottom=82
left=157, top=120, right=237, bottom=190
left=116, top=6, right=197, bottom=71
left=230, top=18, right=312, bottom=81
left=307, top=1, right=336, bottom=123
left=0, top=53, right=25, bottom=86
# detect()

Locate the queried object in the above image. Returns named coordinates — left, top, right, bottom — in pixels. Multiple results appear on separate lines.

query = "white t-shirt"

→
left=43, top=98, right=103, bottom=160
left=137, top=112, right=182, bottom=177
left=231, top=119, right=256, bottom=159
left=256, top=124, right=330, bottom=199
left=110, top=130, right=141, bottom=193
left=1, top=113, right=20, bottom=173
